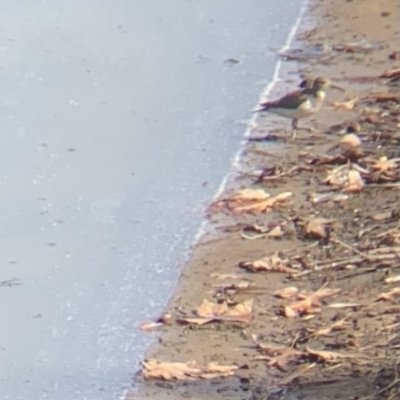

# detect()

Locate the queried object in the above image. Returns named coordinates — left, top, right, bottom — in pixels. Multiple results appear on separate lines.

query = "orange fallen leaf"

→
left=142, top=359, right=202, bottom=380
left=284, top=288, right=341, bottom=318
left=385, top=275, right=400, bottom=284
left=372, top=157, right=400, bottom=172
left=379, top=68, right=400, bottom=79
left=253, top=341, right=303, bottom=370
left=279, top=363, right=316, bottom=384
left=376, top=287, right=400, bottom=302
left=179, top=299, right=253, bottom=325
left=305, top=347, right=362, bottom=363
left=304, top=218, right=335, bottom=239
left=234, top=191, right=293, bottom=213
left=139, top=313, right=173, bottom=331
left=342, top=169, right=364, bottom=193
left=327, top=302, right=362, bottom=309
left=340, top=133, right=361, bottom=147
left=309, top=316, right=352, bottom=337
left=267, top=225, right=285, bottom=237
left=208, top=188, right=270, bottom=213
left=331, top=97, right=358, bottom=111
left=139, top=321, right=164, bottom=331
left=142, top=359, right=238, bottom=380
left=324, top=163, right=367, bottom=192
left=273, top=287, right=300, bottom=299
left=239, top=254, right=297, bottom=274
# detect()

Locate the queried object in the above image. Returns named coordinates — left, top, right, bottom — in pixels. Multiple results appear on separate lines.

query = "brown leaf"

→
left=327, top=302, right=362, bottom=309
left=253, top=341, right=303, bottom=370
left=379, top=68, right=400, bottom=79
left=309, top=316, right=351, bottom=337
left=139, top=313, right=173, bottom=331
left=372, top=211, right=394, bottom=221
left=342, top=169, right=364, bottom=193
left=273, top=287, right=300, bottom=299
left=279, top=363, right=316, bottom=384
left=142, top=359, right=238, bottom=380
left=324, top=163, right=367, bottom=192
left=239, top=254, right=297, bottom=274
left=372, top=157, right=400, bottom=172
left=376, top=287, right=400, bottom=302
left=385, top=275, right=400, bottom=284
left=139, top=321, right=164, bottom=331
left=331, top=97, right=358, bottom=111
left=284, top=288, right=341, bottom=318
left=304, top=218, right=335, bottom=239
left=179, top=299, right=253, bottom=325
left=142, top=359, right=202, bottom=380
left=203, top=362, right=239, bottom=378
left=267, top=225, right=285, bottom=237
left=197, top=299, right=228, bottom=318
left=340, top=133, right=361, bottom=147
left=234, top=191, right=292, bottom=213
left=208, top=188, right=270, bottom=213
left=305, top=347, right=362, bottom=363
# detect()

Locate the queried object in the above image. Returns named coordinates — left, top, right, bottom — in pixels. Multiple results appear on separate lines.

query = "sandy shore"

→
left=129, top=0, right=400, bottom=398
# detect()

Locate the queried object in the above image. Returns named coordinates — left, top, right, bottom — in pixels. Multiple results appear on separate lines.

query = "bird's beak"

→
left=330, top=83, right=345, bottom=91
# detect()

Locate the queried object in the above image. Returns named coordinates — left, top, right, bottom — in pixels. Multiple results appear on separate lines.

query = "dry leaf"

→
left=139, top=321, right=164, bottom=331
left=305, top=347, right=361, bottom=363
left=379, top=68, right=400, bottom=79
left=284, top=288, right=341, bottom=318
left=139, top=313, right=173, bottom=331
left=233, top=188, right=270, bottom=200
left=372, top=211, right=394, bottom=221
left=267, top=225, right=285, bottom=237
left=372, top=157, right=400, bottom=172
left=385, top=275, right=400, bottom=284
left=142, top=359, right=238, bottom=380
left=309, top=316, right=351, bottom=337
left=327, top=302, right=362, bottom=309
left=197, top=299, right=228, bottom=318
left=253, top=342, right=303, bottom=369
left=304, top=218, right=335, bottom=239
left=279, top=363, right=316, bottom=384
left=239, top=254, right=297, bottom=274
left=273, top=287, right=300, bottom=299
left=376, top=287, right=400, bottom=302
left=340, top=133, right=361, bottom=147
left=331, top=97, right=358, bottom=111
left=208, top=189, right=270, bottom=213
left=142, top=359, right=202, bottom=380
left=179, top=299, right=253, bottom=325
left=324, top=163, right=367, bottom=192
left=343, top=169, right=364, bottom=193
left=234, top=191, right=292, bottom=213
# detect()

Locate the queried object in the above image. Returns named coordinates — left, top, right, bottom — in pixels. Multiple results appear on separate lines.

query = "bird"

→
left=253, top=77, right=343, bottom=139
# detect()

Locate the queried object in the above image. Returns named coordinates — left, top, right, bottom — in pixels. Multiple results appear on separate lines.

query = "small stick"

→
left=331, top=238, right=372, bottom=260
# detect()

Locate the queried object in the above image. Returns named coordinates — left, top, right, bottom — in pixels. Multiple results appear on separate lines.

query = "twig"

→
left=293, top=252, right=400, bottom=278
left=331, top=238, right=372, bottom=260
left=377, top=225, right=400, bottom=238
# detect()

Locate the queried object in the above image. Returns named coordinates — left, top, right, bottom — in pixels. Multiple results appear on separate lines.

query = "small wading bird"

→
left=253, top=77, right=344, bottom=139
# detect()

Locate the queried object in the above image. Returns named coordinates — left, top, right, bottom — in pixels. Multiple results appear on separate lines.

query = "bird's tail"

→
left=252, top=105, right=269, bottom=113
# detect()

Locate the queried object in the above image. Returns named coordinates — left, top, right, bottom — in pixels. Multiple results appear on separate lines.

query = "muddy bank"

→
left=129, top=0, right=400, bottom=399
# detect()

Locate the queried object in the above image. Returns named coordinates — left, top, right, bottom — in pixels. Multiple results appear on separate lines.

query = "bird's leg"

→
left=291, top=119, right=298, bottom=140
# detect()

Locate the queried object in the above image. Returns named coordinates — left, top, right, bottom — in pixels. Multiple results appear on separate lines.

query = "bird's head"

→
left=313, top=76, right=344, bottom=92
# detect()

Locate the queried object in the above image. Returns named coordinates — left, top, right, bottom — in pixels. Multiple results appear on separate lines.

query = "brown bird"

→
left=253, top=77, right=343, bottom=139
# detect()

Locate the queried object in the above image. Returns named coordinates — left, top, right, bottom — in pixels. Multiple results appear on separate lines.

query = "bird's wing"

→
left=256, top=90, right=308, bottom=112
